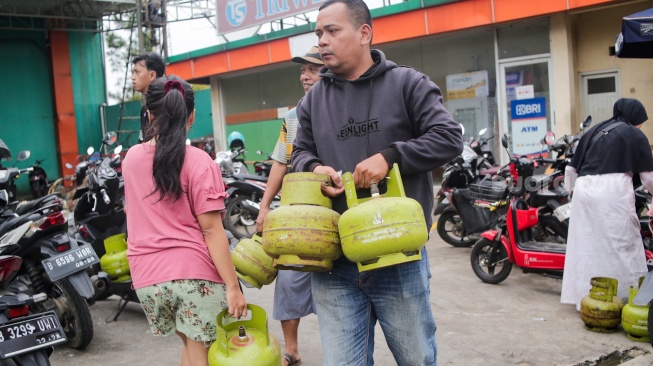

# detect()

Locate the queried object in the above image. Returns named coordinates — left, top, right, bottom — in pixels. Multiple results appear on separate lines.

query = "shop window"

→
left=587, top=77, right=616, bottom=94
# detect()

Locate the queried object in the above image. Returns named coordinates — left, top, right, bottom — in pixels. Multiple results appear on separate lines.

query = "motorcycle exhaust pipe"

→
left=90, top=272, right=110, bottom=295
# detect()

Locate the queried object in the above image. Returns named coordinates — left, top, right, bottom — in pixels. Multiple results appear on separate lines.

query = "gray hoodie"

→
left=291, top=50, right=463, bottom=227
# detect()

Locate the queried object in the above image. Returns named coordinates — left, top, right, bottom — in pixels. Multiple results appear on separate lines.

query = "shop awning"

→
left=615, top=8, right=653, bottom=58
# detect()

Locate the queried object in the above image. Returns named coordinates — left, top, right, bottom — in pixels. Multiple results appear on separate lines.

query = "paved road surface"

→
left=50, top=232, right=652, bottom=365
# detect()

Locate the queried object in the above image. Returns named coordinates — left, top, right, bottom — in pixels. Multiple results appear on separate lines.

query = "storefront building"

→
left=166, top=0, right=653, bottom=162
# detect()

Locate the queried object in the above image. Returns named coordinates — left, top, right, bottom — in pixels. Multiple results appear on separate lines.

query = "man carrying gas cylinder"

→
left=290, top=0, right=463, bottom=365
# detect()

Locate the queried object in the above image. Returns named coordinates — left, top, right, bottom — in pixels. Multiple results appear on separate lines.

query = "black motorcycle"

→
left=28, top=159, right=49, bottom=199
left=72, top=133, right=131, bottom=318
left=0, top=244, right=66, bottom=365
left=0, top=189, right=96, bottom=350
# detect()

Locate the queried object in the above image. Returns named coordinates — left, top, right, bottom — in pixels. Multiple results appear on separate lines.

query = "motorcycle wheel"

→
left=470, top=238, right=512, bottom=284
left=533, top=215, right=569, bottom=244
left=437, top=209, right=475, bottom=247
left=53, top=278, right=94, bottom=349
left=223, top=195, right=257, bottom=239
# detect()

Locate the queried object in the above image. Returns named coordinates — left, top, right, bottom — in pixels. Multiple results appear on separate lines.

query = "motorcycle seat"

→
left=15, top=194, right=59, bottom=216
left=233, top=173, right=268, bottom=182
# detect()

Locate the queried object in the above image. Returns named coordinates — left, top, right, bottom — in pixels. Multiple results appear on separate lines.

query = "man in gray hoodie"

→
left=291, top=0, right=463, bottom=364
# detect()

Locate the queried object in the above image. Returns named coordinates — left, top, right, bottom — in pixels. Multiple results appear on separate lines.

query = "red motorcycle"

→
left=470, top=134, right=653, bottom=284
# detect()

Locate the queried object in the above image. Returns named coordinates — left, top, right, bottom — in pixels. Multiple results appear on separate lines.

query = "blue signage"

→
left=511, top=97, right=546, bottom=120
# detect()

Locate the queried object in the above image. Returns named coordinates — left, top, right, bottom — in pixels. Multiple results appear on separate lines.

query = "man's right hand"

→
left=313, top=165, right=345, bottom=198
left=256, top=205, right=270, bottom=233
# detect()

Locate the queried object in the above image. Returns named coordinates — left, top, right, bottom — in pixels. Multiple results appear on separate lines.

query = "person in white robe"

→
left=562, top=98, right=653, bottom=310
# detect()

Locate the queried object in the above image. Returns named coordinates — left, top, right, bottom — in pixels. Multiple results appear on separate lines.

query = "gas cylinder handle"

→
left=215, top=304, right=270, bottom=356
left=342, top=164, right=406, bottom=209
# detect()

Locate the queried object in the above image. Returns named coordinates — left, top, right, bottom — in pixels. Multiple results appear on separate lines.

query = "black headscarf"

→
left=570, top=98, right=653, bottom=177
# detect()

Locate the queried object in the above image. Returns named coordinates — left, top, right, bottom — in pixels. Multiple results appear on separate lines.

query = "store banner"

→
left=445, top=71, right=489, bottom=100
left=217, top=0, right=324, bottom=34
left=511, top=97, right=548, bottom=156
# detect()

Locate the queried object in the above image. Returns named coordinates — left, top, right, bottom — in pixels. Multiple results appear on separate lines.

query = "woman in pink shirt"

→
left=122, top=75, right=247, bottom=366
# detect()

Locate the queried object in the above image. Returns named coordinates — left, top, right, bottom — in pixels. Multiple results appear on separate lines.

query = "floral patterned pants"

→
left=136, top=279, right=228, bottom=342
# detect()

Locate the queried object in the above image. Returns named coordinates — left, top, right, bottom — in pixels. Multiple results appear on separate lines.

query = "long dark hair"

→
left=145, top=75, right=195, bottom=201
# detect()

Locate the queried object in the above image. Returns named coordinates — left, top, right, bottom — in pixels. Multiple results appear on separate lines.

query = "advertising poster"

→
left=511, top=97, right=548, bottom=157
left=446, top=71, right=489, bottom=100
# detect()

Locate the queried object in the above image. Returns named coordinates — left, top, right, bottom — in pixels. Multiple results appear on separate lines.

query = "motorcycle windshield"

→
left=461, top=146, right=477, bottom=162
left=0, top=139, right=10, bottom=160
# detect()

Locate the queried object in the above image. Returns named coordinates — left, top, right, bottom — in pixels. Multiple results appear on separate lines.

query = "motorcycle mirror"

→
left=87, top=146, right=94, bottom=155
left=16, top=150, right=30, bottom=161
left=582, top=116, right=592, bottom=129
left=65, top=163, right=73, bottom=169
left=186, top=139, right=191, bottom=145
left=501, top=134, right=509, bottom=149
left=103, top=131, right=118, bottom=146
left=459, top=123, right=465, bottom=135
left=114, top=145, right=123, bottom=154
left=479, top=128, right=488, bottom=136
left=544, top=131, right=556, bottom=146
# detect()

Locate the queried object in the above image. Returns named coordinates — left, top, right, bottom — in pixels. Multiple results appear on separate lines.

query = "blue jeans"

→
left=312, top=248, right=437, bottom=366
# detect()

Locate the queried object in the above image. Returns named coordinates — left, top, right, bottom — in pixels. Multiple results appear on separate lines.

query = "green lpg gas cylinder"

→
left=231, top=234, right=277, bottom=288
left=208, top=304, right=281, bottom=366
left=580, top=277, right=624, bottom=333
left=622, top=277, right=649, bottom=342
left=262, top=205, right=341, bottom=271
left=100, top=233, right=131, bottom=282
left=338, top=164, right=427, bottom=272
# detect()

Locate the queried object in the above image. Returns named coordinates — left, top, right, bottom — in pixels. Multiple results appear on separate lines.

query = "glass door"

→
left=498, top=56, right=553, bottom=160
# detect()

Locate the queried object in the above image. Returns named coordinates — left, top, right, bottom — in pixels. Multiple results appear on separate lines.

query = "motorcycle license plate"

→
left=42, top=244, right=100, bottom=282
left=553, top=203, right=572, bottom=222
left=0, top=311, right=66, bottom=359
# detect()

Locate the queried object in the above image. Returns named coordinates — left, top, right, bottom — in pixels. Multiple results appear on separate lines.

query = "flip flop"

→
left=282, top=352, right=302, bottom=366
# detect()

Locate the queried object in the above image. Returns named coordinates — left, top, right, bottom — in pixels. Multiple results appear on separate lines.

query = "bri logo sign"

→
left=511, top=97, right=546, bottom=120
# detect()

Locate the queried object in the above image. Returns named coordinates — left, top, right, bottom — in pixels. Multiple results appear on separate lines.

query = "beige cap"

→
left=291, top=46, right=323, bottom=65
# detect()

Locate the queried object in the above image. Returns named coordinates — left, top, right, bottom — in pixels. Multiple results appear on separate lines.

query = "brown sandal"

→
left=282, top=352, right=302, bottom=366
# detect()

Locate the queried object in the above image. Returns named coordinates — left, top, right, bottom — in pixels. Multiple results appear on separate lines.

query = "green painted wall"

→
left=227, top=119, right=283, bottom=163
left=68, top=32, right=107, bottom=153
left=0, top=28, right=58, bottom=196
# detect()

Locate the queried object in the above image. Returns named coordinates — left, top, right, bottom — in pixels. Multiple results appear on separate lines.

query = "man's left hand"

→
left=353, top=153, right=389, bottom=189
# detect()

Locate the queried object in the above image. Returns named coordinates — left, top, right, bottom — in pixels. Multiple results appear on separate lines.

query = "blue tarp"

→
left=615, top=8, right=653, bottom=58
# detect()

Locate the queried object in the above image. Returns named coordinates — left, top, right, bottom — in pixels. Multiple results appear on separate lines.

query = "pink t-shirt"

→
left=122, top=144, right=228, bottom=289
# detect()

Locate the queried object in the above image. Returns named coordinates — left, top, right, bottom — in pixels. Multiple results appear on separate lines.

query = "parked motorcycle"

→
left=470, top=134, right=650, bottom=285
left=72, top=133, right=130, bottom=314
left=0, top=190, right=96, bottom=349
left=253, top=150, right=273, bottom=177
left=0, top=191, right=67, bottom=364
left=28, top=159, right=49, bottom=199
left=215, top=147, right=249, bottom=176
left=0, top=149, right=33, bottom=202
left=436, top=134, right=570, bottom=247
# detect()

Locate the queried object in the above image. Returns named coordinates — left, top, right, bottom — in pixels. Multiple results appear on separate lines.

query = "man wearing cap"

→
left=255, top=46, right=323, bottom=366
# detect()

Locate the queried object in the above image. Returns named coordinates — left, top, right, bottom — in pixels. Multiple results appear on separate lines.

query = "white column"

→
left=210, top=75, right=228, bottom=151
left=550, top=13, right=576, bottom=139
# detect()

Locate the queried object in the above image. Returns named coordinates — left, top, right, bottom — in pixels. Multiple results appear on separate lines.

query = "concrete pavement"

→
left=50, top=232, right=653, bottom=365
